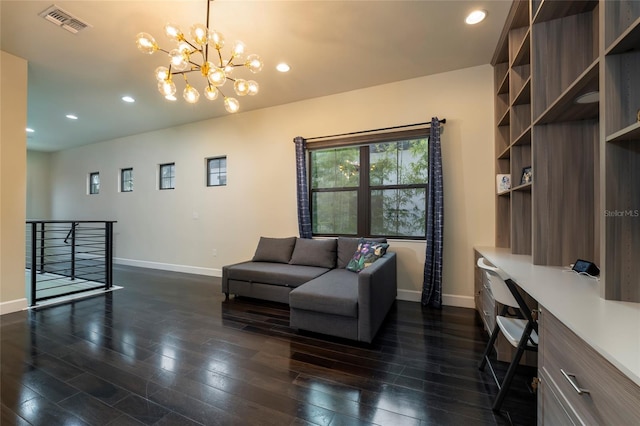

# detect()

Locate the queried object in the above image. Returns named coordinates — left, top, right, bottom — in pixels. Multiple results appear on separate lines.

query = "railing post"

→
left=70, top=223, right=76, bottom=280
left=39, top=222, right=45, bottom=273
left=105, top=222, right=113, bottom=290
left=30, top=222, right=37, bottom=307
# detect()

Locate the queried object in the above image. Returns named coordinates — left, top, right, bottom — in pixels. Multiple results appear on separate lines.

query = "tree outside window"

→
left=310, top=133, right=428, bottom=239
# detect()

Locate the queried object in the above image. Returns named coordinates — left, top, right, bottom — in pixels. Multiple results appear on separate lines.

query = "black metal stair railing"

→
left=25, top=220, right=116, bottom=307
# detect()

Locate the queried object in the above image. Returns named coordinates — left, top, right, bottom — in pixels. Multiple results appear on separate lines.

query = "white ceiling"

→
left=1, top=0, right=511, bottom=152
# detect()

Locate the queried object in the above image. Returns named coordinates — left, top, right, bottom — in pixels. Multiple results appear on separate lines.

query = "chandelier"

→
left=135, top=0, right=263, bottom=113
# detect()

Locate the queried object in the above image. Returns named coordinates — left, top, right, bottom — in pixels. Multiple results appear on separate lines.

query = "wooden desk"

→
left=475, top=247, right=640, bottom=424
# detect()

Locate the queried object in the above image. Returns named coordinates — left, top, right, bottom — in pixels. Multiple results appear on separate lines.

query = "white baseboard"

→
left=111, top=261, right=474, bottom=308
left=396, top=289, right=475, bottom=308
left=113, top=258, right=222, bottom=277
left=0, top=298, right=28, bottom=315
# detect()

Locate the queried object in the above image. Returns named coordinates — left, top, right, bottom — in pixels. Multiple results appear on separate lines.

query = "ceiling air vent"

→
left=38, top=4, right=91, bottom=34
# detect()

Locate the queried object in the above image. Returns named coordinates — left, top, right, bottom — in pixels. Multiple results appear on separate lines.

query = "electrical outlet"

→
left=212, top=249, right=217, bottom=257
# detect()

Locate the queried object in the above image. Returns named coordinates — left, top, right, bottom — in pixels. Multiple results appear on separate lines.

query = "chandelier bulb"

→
left=245, top=54, right=264, bottom=74
left=223, top=64, right=234, bottom=76
left=224, top=97, right=240, bottom=113
left=231, top=40, right=246, bottom=61
left=208, top=67, right=227, bottom=87
left=204, top=86, right=219, bottom=101
left=209, top=30, right=225, bottom=50
left=247, top=80, right=259, bottom=96
left=168, top=49, right=190, bottom=71
left=164, top=23, right=183, bottom=41
left=234, top=79, right=250, bottom=96
left=183, top=84, right=200, bottom=104
left=158, top=78, right=176, bottom=97
left=136, top=32, right=158, bottom=54
left=154, top=66, right=170, bottom=82
left=190, top=24, right=209, bottom=45
left=177, top=41, right=192, bottom=55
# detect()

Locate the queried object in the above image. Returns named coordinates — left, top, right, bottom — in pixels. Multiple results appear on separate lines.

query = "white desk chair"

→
left=477, top=257, right=538, bottom=412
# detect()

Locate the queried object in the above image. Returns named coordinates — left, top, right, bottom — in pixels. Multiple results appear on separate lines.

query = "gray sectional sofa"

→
left=222, top=236, right=397, bottom=343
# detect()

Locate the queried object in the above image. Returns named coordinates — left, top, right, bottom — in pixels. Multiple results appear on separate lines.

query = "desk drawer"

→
left=480, top=280, right=495, bottom=332
left=540, top=308, right=640, bottom=425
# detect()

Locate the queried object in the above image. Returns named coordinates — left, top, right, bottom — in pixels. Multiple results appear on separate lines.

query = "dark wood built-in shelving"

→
left=491, top=0, right=639, bottom=302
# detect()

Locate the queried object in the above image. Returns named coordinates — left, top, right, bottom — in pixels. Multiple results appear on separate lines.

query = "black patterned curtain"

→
left=294, top=136, right=312, bottom=238
left=421, top=117, right=444, bottom=308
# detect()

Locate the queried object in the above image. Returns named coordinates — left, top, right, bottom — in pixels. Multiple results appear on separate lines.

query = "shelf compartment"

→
left=606, top=122, right=640, bottom=143
left=510, top=27, right=531, bottom=66
left=496, top=192, right=511, bottom=249
left=604, top=51, right=640, bottom=136
left=498, top=108, right=510, bottom=127
left=532, top=121, right=598, bottom=266
left=511, top=104, right=531, bottom=142
left=498, top=146, right=511, bottom=160
left=532, top=8, right=599, bottom=119
left=496, top=125, right=510, bottom=157
left=495, top=63, right=509, bottom=94
left=513, top=30, right=531, bottom=67
left=534, top=60, right=599, bottom=125
left=510, top=64, right=531, bottom=105
left=604, top=140, right=640, bottom=302
left=511, top=190, right=532, bottom=255
left=605, top=2, right=640, bottom=53
left=606, top=16, right=640, bottom=55
left=532, top=0, right=598, bottom=24
left=512, top=76, right=532, bottom=106
left=512, top=182, right=532, bottom=192
left=511, top=144, right=532, bottom=189
left=513, top=126, right=532, bottom=147
left=496, top=92, right=509, bottom=126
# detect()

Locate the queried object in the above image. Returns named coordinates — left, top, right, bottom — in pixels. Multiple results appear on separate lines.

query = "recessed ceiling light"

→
left=26, top=128, right=35, bottom=133
left=66, top=114, right=78, bottom=120
left=122, top=96, right=135, bottom=103
left=575, top=91, right=599, bottom=104
left=276, top=63, right=291, bottom=73
left=466, top=10, right=487, bottom=25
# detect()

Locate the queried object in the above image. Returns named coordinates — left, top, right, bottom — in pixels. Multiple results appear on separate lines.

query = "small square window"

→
left=207, top=156, right=227, bottom=187
left=89, top=172, right=100, bottom=194
left=159, top=163, right=175, bottom=190
left=121, top=168, right=133, bottom=192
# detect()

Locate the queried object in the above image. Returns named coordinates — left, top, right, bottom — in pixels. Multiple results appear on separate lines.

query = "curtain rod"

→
left=303, top=118, right=446, bottom=142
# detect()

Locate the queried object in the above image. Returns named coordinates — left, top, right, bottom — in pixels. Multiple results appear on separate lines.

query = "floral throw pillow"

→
left=346, top=239, right=390, bottom=272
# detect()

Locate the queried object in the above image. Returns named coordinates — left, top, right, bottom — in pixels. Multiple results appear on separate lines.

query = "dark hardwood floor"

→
left=1, top=265, right=536, bottom=425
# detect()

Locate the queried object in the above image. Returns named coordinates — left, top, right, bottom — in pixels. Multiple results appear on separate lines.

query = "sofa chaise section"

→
left=289, top=251, right=397, bottom=343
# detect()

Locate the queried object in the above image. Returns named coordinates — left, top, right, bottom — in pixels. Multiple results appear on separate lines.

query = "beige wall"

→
left=47, top=64, right=496, bottom=305
left=27, top=150, right=52, bottom=219
left=0, top=51, right=28, bottom=313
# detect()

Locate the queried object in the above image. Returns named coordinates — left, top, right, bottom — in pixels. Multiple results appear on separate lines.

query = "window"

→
left=159, top=163, right=175, bottom=190
left=207, top=156, right=227, bottom=186
left=121, top=168, right=133, bottom=192
left=89, top=172, right=100, bottom=194
left=309, top=129, right=429, bottom=238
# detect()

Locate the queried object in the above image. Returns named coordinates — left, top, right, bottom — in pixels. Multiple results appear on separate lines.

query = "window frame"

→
left=89, top=172, right=100, bottom=195
left=120, top=167, right=133, bottom=192
left=308, top=128, right=430, bottom=240
left=159, top=163, right=175, bottom=190
left=206, top=156, right=227, bottom=187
